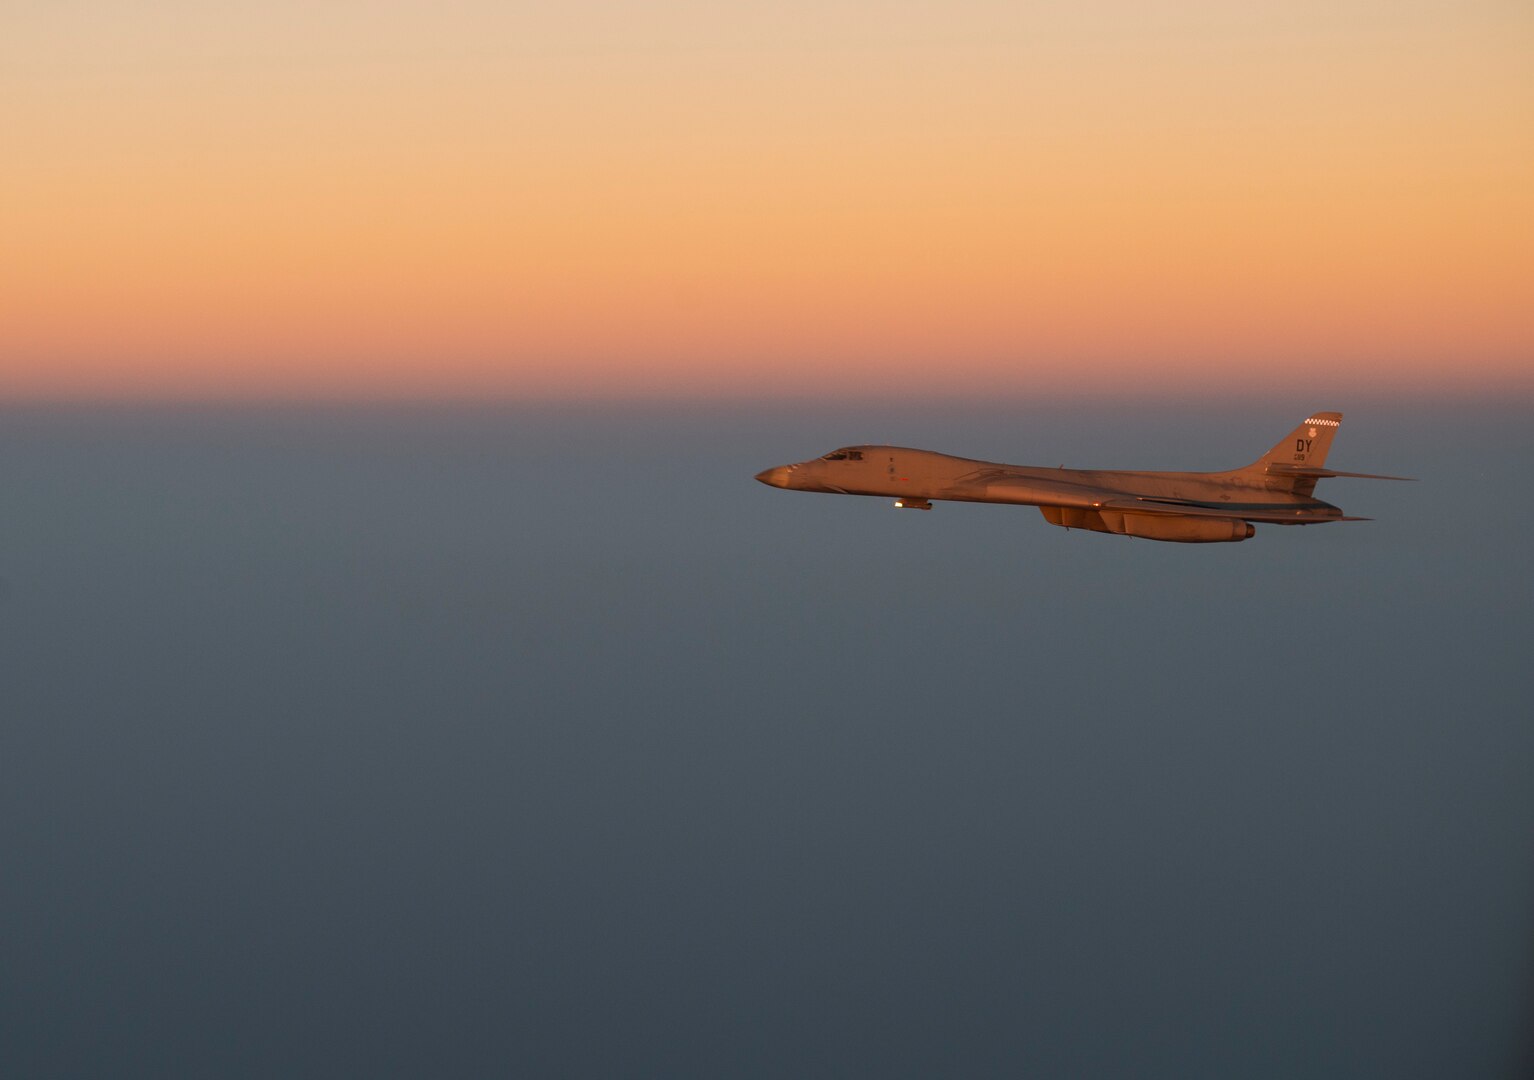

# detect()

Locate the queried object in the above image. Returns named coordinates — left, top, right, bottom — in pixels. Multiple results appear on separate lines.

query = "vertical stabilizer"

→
left=1237, top=412, right=1343, bottom=495
left=1251, top=412, right=1342, bottom=470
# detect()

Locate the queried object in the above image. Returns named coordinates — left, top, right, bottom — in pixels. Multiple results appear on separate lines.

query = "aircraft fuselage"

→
left=755, top=413, right=1408, bottom=542
left=756, top=446, right=1342, bottom=520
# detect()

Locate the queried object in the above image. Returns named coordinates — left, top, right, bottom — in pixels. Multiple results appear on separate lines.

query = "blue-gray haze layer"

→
left=1, top=400, right=1530, bottom=1078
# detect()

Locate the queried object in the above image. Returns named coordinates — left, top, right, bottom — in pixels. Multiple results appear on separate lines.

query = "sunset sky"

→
left=3, top=1, right=1530, bottom=399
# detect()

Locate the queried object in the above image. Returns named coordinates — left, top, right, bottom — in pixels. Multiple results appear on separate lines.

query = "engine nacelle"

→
left=1039, top=505, right=1254, bottom=543
left=1039, top=505, right=1115, bottom=533
left=1119, top=513, right=1254, bottom=542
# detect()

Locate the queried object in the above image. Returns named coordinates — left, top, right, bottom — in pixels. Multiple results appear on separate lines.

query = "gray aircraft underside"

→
left=754, top=411, right=1412, bottom=543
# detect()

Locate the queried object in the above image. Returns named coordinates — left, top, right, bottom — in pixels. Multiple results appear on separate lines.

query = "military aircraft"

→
left=754, top=411, right=1411, bottom=543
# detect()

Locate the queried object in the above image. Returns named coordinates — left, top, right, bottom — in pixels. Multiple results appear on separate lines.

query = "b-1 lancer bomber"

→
left=754, top=411, right=1411, bottom=543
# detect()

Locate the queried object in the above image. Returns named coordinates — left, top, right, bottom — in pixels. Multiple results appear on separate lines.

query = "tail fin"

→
left=1252, top=411, right=1342, bottom=470
left=1237, top=411, right=1343, bottom=495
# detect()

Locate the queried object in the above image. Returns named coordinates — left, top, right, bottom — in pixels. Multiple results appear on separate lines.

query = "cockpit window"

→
left=822, top=449, right=864, bottom=462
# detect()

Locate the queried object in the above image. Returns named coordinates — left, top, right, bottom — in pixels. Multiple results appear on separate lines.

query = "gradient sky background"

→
left=3, top=1, right=1531, bottom=399
left=5, top=6, right=1534, bottom=1075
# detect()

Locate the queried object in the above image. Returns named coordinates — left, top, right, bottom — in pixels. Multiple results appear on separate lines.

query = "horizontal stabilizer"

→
left=1265, top=464, right=1416, bottom=481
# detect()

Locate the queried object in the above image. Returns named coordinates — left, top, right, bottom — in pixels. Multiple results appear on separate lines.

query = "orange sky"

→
left=2, top=2, right=1530, bottom=399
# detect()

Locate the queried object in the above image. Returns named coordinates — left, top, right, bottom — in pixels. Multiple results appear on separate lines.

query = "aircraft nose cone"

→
left=755, top=466, right=791, bottom=488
